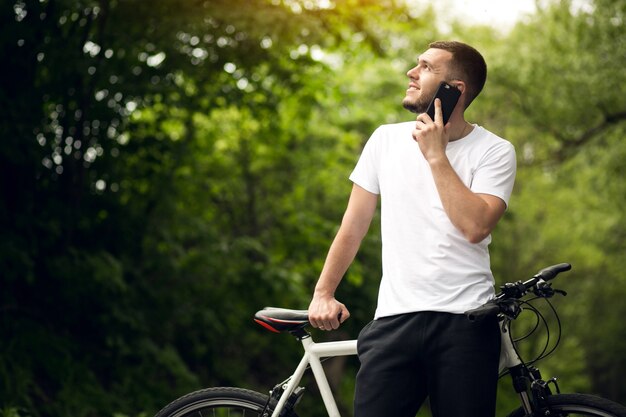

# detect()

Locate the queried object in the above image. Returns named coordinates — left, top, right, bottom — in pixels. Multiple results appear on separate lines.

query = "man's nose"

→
left=406, top=66, right=419, bottom=79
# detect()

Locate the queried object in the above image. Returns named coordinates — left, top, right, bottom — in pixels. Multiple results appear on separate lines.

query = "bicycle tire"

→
left=506, top=393, right=626, bottom=417
left=154, top=386, right=299, bottom=417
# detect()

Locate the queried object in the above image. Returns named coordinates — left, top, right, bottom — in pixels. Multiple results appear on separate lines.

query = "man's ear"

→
left=452, top=80, right=467, bottom=95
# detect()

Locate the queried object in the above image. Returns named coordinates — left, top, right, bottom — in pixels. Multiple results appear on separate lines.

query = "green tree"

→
left=483, top=0, right=626, bottom=406
left=0, top=0, right=428, bottom=416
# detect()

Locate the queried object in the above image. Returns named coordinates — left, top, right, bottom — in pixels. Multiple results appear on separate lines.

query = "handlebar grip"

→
left=465, top=302, right=501, bottom=322
left=535, top=263, right=572, bottom=281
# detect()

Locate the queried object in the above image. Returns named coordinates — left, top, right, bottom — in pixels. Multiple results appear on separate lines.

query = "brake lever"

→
left=532, top=279, right=567, bottom=298
left=500, top=299, right=522, bottom=319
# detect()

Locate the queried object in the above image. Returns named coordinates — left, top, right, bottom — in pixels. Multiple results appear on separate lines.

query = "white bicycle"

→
left=155, top=263, right=626, bottom=417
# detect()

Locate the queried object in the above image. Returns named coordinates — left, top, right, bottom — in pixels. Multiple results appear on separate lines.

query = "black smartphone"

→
left=425, top=82, right=461, bottom=125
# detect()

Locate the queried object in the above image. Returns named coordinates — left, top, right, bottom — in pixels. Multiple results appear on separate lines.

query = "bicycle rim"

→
left=171, top=398, right=263, bottom=417
left=156, top=387, right=272, bottom=417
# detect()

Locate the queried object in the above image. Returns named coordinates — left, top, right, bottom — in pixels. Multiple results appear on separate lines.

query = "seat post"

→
left=290, top=327, right=310, bottom=340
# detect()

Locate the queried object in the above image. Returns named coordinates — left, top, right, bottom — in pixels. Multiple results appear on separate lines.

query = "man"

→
left=308, top=41, right=516, bottom=417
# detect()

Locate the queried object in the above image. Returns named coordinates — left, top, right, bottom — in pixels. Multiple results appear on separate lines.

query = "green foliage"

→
left=482, top=0, right=626, bottom=407
left=1, top=0, right=625, bottom=416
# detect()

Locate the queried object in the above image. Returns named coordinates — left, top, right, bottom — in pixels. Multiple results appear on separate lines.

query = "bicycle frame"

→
left=271, top=320, right=524, bottom=417
left=271, top=337, right=357, bottom=417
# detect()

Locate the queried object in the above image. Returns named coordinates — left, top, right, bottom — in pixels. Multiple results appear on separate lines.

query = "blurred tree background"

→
left=0, top=0, right=624, bottom=416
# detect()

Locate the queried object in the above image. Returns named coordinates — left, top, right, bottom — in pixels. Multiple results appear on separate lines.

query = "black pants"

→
left=354, top=311, right=501, bottom=417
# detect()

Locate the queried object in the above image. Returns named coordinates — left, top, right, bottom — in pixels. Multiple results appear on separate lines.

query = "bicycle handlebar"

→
left=465, top=302, right=501, bottom=322
left=534, top=263, right=571, bottom=281
left=465, top=263, right=571, bottom=322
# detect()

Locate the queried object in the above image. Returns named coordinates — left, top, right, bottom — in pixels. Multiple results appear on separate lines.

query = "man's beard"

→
left=402, top=91, right=432, bottom=114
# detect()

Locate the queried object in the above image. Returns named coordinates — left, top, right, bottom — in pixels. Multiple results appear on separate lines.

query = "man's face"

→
left=402, top=48, right=453, bottom=114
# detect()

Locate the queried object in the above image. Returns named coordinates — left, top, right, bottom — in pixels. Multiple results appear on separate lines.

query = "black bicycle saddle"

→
left=254, top=307, right=310, bottom=334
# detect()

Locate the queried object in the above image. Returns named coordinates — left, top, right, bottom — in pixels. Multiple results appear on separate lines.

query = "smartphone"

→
left=425, top=82, right=461, bottom=125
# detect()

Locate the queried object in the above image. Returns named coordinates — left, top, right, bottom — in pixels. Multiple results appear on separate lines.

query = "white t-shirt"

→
left=350, top=121, right=516, bottom=318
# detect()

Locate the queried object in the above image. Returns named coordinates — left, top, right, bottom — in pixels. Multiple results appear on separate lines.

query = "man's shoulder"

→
left=472, top=125, right=515, bottom=152
left=375, top=120, right=414, bottom=133
left=369, top=122, right=415, bottom=146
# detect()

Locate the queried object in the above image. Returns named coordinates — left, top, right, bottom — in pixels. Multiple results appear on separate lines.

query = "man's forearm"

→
left=428, top=157, right=504, bottom=243
left=309, top=184, right=377, bottom=330
left=314, top=228, right=363, bottom=297
left=314, top=184, right=378, bottom=296
left=308, top=225, right=364, bottom=329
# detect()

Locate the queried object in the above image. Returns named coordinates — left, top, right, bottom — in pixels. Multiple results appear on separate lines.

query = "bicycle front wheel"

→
left=506, top=393, right=626, bottom=417
left=155, top=387, right=299, bottom=417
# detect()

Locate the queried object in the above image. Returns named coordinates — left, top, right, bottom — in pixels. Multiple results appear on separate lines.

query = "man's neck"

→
left=448, top=120, right=474, bottom=141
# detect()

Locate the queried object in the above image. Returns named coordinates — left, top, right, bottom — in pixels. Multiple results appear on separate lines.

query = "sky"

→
left=424, top=0, right=538, bottom=31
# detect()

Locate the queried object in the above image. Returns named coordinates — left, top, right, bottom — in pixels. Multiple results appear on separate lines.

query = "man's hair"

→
left=429, top=40, right=487, bottom=108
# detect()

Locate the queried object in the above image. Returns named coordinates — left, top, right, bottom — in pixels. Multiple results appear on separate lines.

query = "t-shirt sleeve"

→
left=349, top=128, right=382, bottom=195
left=471, top=141, right=517, bottom=207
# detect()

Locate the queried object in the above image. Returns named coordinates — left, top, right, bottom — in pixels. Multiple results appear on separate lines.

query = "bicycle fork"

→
left=500, top=321, right=561, bottom=416
left=500, top=321, right=536, bottom=414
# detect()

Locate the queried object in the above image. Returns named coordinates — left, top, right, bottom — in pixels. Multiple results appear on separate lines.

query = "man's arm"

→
left=413, top=99, right=507, bottom=243
left=308, top=183, right=378, bottom=330
left=428, top=160, right=506, bottom=243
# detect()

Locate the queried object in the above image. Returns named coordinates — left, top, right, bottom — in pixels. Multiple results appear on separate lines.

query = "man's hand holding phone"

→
left=412, top=82, right=461, bottom=162
left=412, top=98, right=449, bottom=163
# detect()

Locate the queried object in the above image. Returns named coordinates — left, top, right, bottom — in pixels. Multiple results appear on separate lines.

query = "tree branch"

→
left=556, top=111, right=626, bottom=161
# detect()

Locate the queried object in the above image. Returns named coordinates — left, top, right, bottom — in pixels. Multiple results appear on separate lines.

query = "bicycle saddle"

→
left=254, top=307, right=310, bottom=334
